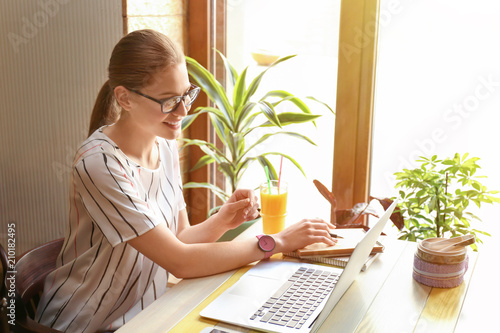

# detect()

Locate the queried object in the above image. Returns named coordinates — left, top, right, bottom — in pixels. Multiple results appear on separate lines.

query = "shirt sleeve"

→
left=74, top=152, right=160, bottom=247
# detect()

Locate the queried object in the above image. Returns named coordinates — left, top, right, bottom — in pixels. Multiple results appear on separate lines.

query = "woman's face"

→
left=125, top=63, right=192, bottom=140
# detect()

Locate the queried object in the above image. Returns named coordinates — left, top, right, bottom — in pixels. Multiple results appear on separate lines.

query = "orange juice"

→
left=260, top=181, right=287, bottom=234
left=261, top=214, right=286, bottom=234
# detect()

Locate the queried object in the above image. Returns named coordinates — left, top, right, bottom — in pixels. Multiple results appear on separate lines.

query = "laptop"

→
left=200, top=201, right=397, bottom=333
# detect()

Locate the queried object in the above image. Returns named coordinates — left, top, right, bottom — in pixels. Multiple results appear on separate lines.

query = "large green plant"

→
left=394, top=153, right=500, bottom=248
left=181, top=52, right=334, bottom=203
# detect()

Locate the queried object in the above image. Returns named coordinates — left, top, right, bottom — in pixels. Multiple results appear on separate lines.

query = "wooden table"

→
left=117, top=221, right=498, bottom=333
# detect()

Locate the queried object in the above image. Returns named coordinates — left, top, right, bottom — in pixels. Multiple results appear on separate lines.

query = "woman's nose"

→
left=172, top=99, right=189, bottom=117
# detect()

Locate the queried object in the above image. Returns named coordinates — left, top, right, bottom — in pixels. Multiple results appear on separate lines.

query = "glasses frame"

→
left=127, top=84, right=201, bottom=114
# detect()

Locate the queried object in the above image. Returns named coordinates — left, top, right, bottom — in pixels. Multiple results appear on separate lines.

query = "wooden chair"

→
left=14, top=238, right=64, bottom=333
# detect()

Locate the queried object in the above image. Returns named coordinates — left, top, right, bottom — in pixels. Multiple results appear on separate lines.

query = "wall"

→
left=0, top=0, right=123, bottom=254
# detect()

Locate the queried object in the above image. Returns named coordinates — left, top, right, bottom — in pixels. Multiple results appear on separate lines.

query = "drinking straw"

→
left=278, top=156, right=283, bottom=191
left=264, top=166, right=271, bottom=194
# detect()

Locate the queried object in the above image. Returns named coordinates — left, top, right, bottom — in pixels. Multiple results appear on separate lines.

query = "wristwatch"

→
left=256, top=234, right=276, bottom=259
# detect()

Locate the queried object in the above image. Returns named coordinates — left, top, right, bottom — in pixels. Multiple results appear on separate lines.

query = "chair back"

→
left=14, top=238, right=64, bottom=333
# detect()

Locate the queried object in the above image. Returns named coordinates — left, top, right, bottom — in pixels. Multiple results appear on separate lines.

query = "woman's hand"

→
left=215, top=189, right=260, bottom=230
left=274, top=218, right=337, bottom=254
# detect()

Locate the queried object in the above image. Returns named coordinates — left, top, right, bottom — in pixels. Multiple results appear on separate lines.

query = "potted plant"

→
left=393, top=153, right=500, bottom=249
left=181, top=52, right=334, bottom=218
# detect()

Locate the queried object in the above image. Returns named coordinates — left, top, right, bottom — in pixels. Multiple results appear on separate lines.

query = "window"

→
left=125, top=0, right=186, bottom=49
left=183, top=0, right=379, bottom=224
left=371, top=0, right=500, bottom=238
left=227, top=0, right=341, bottom=219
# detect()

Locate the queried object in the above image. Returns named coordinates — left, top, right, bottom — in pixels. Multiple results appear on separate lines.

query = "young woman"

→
left=35, top=29, right=336, bottom=333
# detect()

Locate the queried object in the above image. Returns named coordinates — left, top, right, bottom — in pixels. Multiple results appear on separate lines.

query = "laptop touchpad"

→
left=229, top=275, right=282, bottom=299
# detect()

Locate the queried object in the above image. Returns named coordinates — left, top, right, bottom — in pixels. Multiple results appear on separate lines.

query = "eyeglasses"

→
left=127, top=84, right=201, bottom=114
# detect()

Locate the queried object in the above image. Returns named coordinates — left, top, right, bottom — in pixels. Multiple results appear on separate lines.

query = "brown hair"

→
left=88, top=29, right=185, bottom=136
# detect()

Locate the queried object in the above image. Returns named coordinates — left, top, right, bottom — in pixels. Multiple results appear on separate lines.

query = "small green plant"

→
left=394, top=153, right=500, bottom=249
left=182, top=52, right=334, bottom=205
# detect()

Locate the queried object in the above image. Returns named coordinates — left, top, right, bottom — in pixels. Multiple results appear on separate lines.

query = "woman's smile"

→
left=163, top=119, right=182, bottom=130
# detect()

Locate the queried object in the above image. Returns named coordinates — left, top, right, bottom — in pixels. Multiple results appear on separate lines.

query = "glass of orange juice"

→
left=260, top=180, right=287, bottom=234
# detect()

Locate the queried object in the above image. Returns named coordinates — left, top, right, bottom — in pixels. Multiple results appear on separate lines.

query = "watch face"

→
left=259, top=235, right=275, bottom=252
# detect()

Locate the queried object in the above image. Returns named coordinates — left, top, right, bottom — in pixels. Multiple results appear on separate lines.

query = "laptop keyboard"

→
left=250, top=267, right=339, bottom=329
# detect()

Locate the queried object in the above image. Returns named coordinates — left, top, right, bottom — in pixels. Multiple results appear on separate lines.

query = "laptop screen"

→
left=310, top=200, right=397, bottom=332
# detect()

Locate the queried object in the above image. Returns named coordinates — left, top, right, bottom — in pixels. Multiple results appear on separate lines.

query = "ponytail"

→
left=87, top=30, right=185, bottom=137
left=87, top=80, right=118, bottom=137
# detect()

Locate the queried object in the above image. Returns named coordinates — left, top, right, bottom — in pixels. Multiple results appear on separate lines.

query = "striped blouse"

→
left=36, top=127, right=186, bottom=332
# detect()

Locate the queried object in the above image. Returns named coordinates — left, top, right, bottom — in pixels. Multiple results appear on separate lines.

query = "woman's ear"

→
left=114, top=86, right=133, bottom=111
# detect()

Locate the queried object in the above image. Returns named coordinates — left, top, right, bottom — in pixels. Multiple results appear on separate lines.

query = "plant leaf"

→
left=306, top=96, right=336, bottom=114
left=185, top=106, right=233, bottom=131
left=261, top=152, right=307, bottom=177
left=259, top=101, right=282, bottom=128
left=224, top=127, right=237, bottom=161
left=257, top=112, right=321, bottom=127
left=181, top=113, right=200, bottom=130
left=190, top=155, right=215, bottom=171
left=216, top=49, right=238, bottom=87
left=181, top=138, right=228, bottom=164
left=234, top=102, right=257, bottom=131
left=218, top=162, right=237, bottom=191
left=256, top=156, right=278, bottom=180
left=241, top=55, right=296, bottom=106
left=186, top=56, right=234, bottom=122
left=261, top=91, right=317, bottom=127
left=181, top=138, right=218, bottom=151
left=183, top=182, right=229, bottom=202
left=241, top=131, right=316, bottom=162
left=233, top=67, right=248, bottom=111
left=261, top=90, right=311, bottom=114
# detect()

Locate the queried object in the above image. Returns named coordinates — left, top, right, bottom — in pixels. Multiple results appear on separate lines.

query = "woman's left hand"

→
left=216, top=189, right=259, bottom=230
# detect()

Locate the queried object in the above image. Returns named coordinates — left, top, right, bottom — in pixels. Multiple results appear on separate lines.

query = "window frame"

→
left=332, top=0, right=380, bottom=224
left=184, top=0, right=227, bottom=224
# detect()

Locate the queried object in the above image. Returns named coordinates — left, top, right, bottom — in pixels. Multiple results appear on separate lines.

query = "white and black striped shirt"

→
left=36, top=127, right=185, bottom=332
